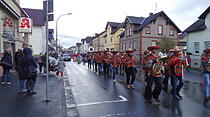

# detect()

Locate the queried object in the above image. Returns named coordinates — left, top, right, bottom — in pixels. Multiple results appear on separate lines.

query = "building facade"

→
left=23, top=8, right=46, bottom=55
left=104, top=22, right=123, bottom=51
left=0, top=0, right=29, bottom=59
left=120, top=11, right=181, bottom=61
left=92, top=31, right=106, bottom=51
left=185, top=6, right=210, bottom=68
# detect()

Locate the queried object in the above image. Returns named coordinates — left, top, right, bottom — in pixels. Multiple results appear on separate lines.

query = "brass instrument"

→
left=151, top=56, right=168, bottom=75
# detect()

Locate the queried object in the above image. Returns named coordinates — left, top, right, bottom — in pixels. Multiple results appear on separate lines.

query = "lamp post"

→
left=56, top=13, right=72, bottom=53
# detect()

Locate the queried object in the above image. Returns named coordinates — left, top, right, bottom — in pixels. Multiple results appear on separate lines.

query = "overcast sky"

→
left=20, top=0, right=210, bottom=48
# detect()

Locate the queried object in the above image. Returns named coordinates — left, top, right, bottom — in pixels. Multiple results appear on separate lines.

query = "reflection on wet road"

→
left=66, top=62, right=210, bottom=117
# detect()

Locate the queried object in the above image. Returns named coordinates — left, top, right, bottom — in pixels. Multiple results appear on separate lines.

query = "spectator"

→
left=16, top=50, right=27, bottom=93
left=56, top=58, right=66, bottom=78
left=1, top=48, right=13, bottom=85
left=22, top=48, right=38, bottom=95
left=37, top=53, right=44, bottom=74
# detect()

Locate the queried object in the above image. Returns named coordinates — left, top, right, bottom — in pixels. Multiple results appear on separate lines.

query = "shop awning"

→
left=0, top=0, right=20, bottom=19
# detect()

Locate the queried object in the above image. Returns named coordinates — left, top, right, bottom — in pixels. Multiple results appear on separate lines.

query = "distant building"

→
left=92, top=31, right=106, bottom=51
left=120, top=11, right=181, bottom=61
left=178, top=33, right=187, bottom=49
left=104, top=22, right=124, bottom=51
left=23, top=8, right=46, bottom=55
left=184, top=6, right=210, bottom=68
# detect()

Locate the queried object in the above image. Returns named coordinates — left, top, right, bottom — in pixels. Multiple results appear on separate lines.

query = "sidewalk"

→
left=0, top=72, right=68, bottom=117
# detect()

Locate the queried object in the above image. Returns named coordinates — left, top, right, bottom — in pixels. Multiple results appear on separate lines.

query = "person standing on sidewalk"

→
left=37, top=53, right=44, bottom=74
left=22, top=48, right=38, bottom=95
left=201, top=48, right=210, bottom=107
left=16, top=50, right=27, bottom=93
left=144, top=46, right=163, bottom=105
left=1, top=48, right=13, bottom=85
left=124, top=50, right=137, bottom=89
left=56, top=57, right=66, bottom=78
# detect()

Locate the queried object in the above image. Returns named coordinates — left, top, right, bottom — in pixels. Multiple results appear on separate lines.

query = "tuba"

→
left=151, top=56, right=168, bottom=75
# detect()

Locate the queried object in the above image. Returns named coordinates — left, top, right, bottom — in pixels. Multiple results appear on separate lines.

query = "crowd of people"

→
left=81, top=45, right=210, bottom=106
left=0, top=44, right=38, bottom=95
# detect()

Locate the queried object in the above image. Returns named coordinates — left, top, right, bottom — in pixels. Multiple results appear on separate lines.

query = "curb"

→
left=63, top=70, right=79, bottom=117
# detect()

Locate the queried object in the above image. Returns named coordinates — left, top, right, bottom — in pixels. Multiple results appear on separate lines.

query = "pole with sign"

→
left=43, top=0, right=54, bottom=102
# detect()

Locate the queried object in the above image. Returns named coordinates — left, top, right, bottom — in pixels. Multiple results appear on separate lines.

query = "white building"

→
left=23, top=8, right=46, bottom=55
left=184, top=6, right=210, bottom=68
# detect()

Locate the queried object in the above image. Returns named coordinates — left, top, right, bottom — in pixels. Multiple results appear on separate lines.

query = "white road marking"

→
left=76, top=95, right=128, bottom=107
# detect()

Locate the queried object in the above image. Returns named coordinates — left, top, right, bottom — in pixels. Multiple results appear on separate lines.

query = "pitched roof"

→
left=138, top=11, right=181, bottom=33
left=178, top=33, right=186, bottom=40
left=76, top=43, right=82, bottom=47
left=23, top=8, right=45, bottom=26
left=107, top=22, right=122, bottom=28
left=126, top=16, right=145, bottom=25
left=85, top=36, right=94, bottom=43
left=199, top=6, right=210, bottom=19
left=183, top=19, right=206, bottom=33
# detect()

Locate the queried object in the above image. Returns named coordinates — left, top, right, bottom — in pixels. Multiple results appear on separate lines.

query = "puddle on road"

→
left=182, top=80, right=204, bottom=103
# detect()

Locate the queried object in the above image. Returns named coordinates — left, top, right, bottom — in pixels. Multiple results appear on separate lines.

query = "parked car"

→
left=62, top=54, right=71, bottom=61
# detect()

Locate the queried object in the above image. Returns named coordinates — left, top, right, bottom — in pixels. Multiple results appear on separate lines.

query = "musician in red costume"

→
left=201, top=48, right=210, bottom=106
left=144, top=46, right=162, bottom=105
left=168, top=47, right=188, bottom=100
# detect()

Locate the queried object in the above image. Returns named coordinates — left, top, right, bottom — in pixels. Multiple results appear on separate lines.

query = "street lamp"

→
left=56, top=13, right=72, bottom=53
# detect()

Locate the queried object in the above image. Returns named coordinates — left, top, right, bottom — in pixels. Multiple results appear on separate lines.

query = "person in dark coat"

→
left=16, top=50, right=27, bottom=92
left=1, top=48, right=13, bottom=85
left=22, top=48, right=38, bottom=95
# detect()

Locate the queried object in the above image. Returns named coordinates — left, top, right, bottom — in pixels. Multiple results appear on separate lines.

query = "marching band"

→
left=81, top=46, right=210, bottom=106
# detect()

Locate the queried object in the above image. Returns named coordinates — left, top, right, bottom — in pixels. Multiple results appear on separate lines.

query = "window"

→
left=124, top=43, right=126, bottom=51
left=129, top=41, right=132, bottom=49
left=105, top=39, right=107, bottom=44
left=170, top=29, right=174, bottom=36
left=126, top=43, right=129, bottom=50
left=129, top=28, right=132, bottom=35
left=145, top=26, right=150, bottom=34
left=158, top=25, right=163, bottom=35
left=121, top=44, right=124, bottom=51
left=194, top=42, right=199, bottom=53
left=133, top=41, right=136, bottom=50
left=126, top=28, right=132, bottom=36
left=205, top=41, right=210, bottom=49
left=110, top=38, right=113, bottom=42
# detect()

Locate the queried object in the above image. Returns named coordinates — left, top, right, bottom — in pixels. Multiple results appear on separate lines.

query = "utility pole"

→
left=43, top=0, right=53, bottom=102
left=45, top=0, right=49, bottom=102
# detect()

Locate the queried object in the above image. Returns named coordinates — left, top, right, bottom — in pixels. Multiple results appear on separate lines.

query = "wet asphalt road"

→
left=65, top=62, right=210, bottom=117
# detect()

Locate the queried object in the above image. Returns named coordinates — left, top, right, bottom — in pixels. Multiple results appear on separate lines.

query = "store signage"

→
left=19, top=17, right=32, bottom=33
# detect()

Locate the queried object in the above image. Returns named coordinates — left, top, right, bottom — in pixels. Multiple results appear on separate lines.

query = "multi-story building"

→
left=184, top=6, right=210, bottom=68
left=92, top=31, right=106, bottom=51
left=0, top=0, right=29, bottom=55
left=104, top=22, right=123, bottom=51
left=120, top=11, right=181, bottom=61
left=23, top=8, right=46, bottom=55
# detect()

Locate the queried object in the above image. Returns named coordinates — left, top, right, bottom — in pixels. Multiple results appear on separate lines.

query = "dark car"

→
left=62, top=54, right=71, bottom=61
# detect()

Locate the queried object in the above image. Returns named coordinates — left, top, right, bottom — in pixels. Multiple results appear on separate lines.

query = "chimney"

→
left=149, top=13, right=153, bottom=16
